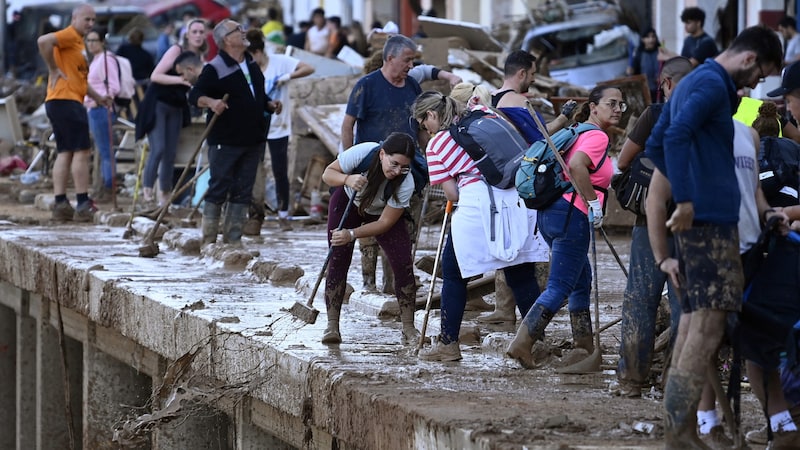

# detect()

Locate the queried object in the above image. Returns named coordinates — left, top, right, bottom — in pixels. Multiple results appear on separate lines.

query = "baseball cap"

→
left=767, top=61, right=800, bottom=97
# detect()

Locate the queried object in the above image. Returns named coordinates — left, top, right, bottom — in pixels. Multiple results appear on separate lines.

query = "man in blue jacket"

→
left=645, top=26, right=782, bottom=448
left=189, top=20, right=281, bottom=246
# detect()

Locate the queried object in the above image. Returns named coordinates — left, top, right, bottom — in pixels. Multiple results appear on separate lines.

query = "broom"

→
left=289, top=189, right=356, bottom=324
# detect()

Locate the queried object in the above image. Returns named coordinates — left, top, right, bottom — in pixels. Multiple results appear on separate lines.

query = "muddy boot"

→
left=399, top=303, right=422, bottom=344
left=359, top=239, right=378, bottom=291
left=559, top=309, right=594, bottom=367
left=202, top=202, right=222, bottom=245
left=322, top=320, right=341, bottom=344
left=381, top=249, right=395, bottom=295
left=663, top=368, right=711, bottom=450
left=223, top=202, right=247, bottom=247
left=506, top=304, right=554, bottom=369
left=477, top=271, right=516, bottom=325
left=243, top=201, right=264, bottom=236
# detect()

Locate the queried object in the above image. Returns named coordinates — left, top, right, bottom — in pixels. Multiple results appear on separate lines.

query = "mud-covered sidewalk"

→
left=0, top=207, right=768, bottom=448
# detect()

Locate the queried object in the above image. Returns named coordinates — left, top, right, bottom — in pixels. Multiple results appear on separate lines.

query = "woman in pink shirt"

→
left=506, top=85, right=621, bottom=369
left=84, top=27, right=120, bottom=202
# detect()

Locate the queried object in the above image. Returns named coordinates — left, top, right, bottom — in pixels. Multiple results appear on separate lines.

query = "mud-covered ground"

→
left=0, top=174, right=772, bottom=449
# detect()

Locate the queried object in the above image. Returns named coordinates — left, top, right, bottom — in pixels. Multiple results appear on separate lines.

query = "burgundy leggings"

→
left=323, top=187, right=416, bottom=312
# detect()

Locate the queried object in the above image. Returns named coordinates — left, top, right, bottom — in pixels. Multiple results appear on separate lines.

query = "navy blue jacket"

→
left=645, top=59, right=740, bottom=225
left=188, top=50, right=272, bottom=147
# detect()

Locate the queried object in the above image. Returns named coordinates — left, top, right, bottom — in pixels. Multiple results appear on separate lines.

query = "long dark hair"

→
left=357, top=132, right=416, bottom=216
left=573, top=85, right=620, bottom=123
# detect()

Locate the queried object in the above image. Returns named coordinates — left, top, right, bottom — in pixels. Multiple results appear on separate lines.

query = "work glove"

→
left=588, top=199, right=603, bottom=229
left=561, top=100, right=578, bottom=119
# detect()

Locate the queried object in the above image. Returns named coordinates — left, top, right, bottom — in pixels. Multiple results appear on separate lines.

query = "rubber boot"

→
left=360, top=239, right=378, bottom=291
left=202, top=202, right=222, bottom=245
left=322, top=307, right=342, bottom=344
left=223, top=202, right=247, bottom=247
left=663, top=368, right=712, bottom=450
left=557, top=309, right=596, bottom=368
left=477, top=270, right=516, bottom=325
left=243, top=201, right=264, bottom=236
left=400, top=303, right=421, bottom=344
left=506, top=304, right=554, bottom=369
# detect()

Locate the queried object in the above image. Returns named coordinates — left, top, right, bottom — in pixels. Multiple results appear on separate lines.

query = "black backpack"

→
left=354, top=143, right=428, bottom=200
left=759, top=136, right=800, bottom=207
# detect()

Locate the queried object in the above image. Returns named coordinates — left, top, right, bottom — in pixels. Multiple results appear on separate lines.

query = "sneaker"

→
left=278, top=217, right=293, bottom=231
left=611, top=381, right=642, bottom=398
left=746, top=424, right=768, bottom=445
left=700, top=425, right=734, bottom=447
left=52, top=201, right=75, bottom=221
left=418, top=336, right=462, bottom=361
left=73, top=200, right=97, bottom=222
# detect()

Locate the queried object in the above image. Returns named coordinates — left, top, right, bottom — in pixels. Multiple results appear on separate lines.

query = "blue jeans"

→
left=617, top=224, right=681, bottom=386
left=528, top=197, right=591, bottom=317
left=87, top=107, right=115, bottom=188
left=144, top=100, right=182, bottom=192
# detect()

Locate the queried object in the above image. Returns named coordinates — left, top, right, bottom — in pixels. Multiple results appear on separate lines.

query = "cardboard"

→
left=418, top=16, right=505, bottom=52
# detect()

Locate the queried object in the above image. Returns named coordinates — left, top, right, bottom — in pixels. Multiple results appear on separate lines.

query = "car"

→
left=13, top=2, right=159, bottom=79
left=520, top=3, right=630, bottom=89
left=117, top=0, right=231, bottom=28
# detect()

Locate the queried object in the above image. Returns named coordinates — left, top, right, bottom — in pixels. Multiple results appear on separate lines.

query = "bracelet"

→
left=344, top=174, right=350, bottom=187
left=762, top=208, right=776, bottom=222
left=656, top=257, right=668, bottom=269
left=348, top=229, right=356, bottom=241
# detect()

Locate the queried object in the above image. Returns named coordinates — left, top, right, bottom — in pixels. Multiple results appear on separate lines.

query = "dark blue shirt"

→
left=681, top=33, right=719, bottom=64
left=645, top=59, right=740, bottom=225
left=345, top=70, right=421, bottom=144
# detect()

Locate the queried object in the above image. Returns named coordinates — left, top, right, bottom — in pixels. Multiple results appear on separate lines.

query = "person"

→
left=325, top=16, right=347, bottom=59
left=188, top=19, right=281, bottom=247
left=505, top=85, right=620, bottom=369
left=286, top=20, right=309, bottom=49
left=627, top=27, right=662, bottom=103
left=5, top=10, right=21, bottom=76
left=38, top=4, right=113, bottom=222
left=305, top=8, right=329, bottom=56
left=347, top=20, right=368, bottom=57
left=242, top=30, right=314, bottom=235
left=411, top=90, right=548, bottom=361
left=84, top=27, right=120, bottom=204
left=643, top=25, right=782, bottom=448
left=342, top=34, right=458, bottom=292
left=779, top=17, right=800, bottom=65
left=156, top=22, right=175, bottom=63
left=659, top=7, right=718, bottom=67
left=614, top=56, right=692, bottom=399
left=320, top=132, right=421, bottom=345
left=260, top=7, right=285, bottom=45
left=116, top=28, right=155, bottom=83
left=139, top=18, right=207, bottom=208
left=491, top=50, right=576, bottom=146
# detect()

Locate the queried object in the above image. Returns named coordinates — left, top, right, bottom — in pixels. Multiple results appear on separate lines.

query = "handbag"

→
left=611, top=152, right=654, bottom=216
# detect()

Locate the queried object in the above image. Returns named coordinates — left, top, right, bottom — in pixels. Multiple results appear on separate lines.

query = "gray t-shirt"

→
left=338, top=142, right=414, bottom=216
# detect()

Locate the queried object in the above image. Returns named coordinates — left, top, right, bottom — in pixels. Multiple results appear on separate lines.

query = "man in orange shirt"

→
left=38, top=4, right=112, bottom=222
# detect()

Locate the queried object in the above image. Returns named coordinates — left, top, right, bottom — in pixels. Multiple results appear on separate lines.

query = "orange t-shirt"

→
left=45, top=26, right=89, bottom=103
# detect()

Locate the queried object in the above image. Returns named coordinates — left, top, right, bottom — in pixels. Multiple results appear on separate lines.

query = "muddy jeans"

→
left=439, top=232, right=541, bottom=344
left=324, top=187, right=416, bottom=313
left=617, top=224, right=681, bottom=387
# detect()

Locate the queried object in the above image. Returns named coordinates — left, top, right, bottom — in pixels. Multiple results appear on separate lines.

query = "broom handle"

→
left=417, top=200, right=454, bottom=353
left=306, top=189, right=357, bottom=307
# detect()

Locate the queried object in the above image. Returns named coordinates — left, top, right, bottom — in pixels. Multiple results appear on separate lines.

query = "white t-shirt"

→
left=787, top=34, right=800, bottom=64
left=306, top=25, right=329, bottom=55
left=337, top=142, right=414, bottom=216
left=263, top=54, right=300, bottom=140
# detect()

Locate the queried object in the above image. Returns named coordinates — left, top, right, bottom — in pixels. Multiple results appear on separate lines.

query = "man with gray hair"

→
left=188, top=19, right=281, bottom=246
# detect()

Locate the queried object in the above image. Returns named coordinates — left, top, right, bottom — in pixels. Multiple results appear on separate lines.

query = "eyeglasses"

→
left=387, top=158, right=411, bottom=174
left=600, top=100, right=628, bottom=112
left=225, top=25, right=244, bottom=37
left=85, top=38, right=99, bottom=43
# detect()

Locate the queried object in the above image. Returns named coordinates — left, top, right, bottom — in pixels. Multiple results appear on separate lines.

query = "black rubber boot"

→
left=569, top=309, right=594, bottom=353
left=506, top=304, right=554, bottom=369
left=202, top=202, right=222, bottom=245
left=663, top=368, right=712, bottom=450
left=223, top=202, right=248, bottom=246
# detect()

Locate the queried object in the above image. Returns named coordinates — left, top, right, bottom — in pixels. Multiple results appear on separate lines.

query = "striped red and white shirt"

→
left=425, top=126, right=481, bottom=189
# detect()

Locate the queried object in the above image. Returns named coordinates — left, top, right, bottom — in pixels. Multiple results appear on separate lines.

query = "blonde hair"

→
left=411, top=91, right=462, bottom=131
left=449, top=82, right=491, bottom=106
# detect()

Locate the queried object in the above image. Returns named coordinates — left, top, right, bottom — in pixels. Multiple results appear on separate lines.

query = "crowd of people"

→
left=34, top=3, right=800, bottom=447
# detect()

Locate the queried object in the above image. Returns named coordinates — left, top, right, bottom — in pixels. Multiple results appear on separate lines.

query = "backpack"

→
left=448, top=108, right=528, bottom=189
left=611, top=103, right=664, bottom=216
left=354, top=143, right=429, bottom=200
left=113, top=55, right=136, bottom=108
left=516, top=122, right=605, bottom=210
left=759, top=136, right=800, bottom=207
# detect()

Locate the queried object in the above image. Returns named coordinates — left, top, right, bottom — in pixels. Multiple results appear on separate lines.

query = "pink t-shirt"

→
left=560, top=129, right=612, bottom=216
left=426, top=129, right=481, bottom=189
left=84, top=51, right=120, bottom=108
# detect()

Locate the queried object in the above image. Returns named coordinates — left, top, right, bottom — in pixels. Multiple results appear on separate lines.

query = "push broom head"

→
left=289, top=301, right=319, bottom=324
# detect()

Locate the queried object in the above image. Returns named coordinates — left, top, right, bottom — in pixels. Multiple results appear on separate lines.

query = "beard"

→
left=730, top=65, right=760, bottom=90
